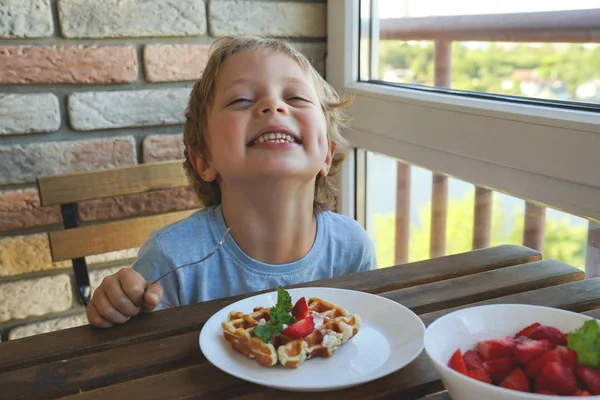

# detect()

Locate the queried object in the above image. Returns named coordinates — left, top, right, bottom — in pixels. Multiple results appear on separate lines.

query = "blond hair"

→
left=183, top=36, right=352, bottom=212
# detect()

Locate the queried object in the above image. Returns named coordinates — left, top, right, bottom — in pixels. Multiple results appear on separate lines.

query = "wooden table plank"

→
left=582, top=308, right=600, bottom=319
left=420, top=278, right=600, bottom=326
left=381, top=259, right=583, bottom=315
left=416, top=392, right=451, bottom=400
left=58, top=273, right=600, bottom=400
left=0, top=331, right=202, bottom=400
left=52, top=272, right=600, bottom=400
left=57, top=353, right=444, bottom=400
left=0, top=245, right=539, bottom=373
left=4, top=259, right=570, bottom=395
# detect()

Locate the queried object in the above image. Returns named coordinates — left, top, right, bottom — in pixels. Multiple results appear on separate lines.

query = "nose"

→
left=257, top=97, right=288, bottom=116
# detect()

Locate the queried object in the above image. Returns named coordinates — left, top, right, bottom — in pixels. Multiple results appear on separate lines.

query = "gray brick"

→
left=0, top=0, right=54, bottom=38
left=58, top=0, right=206, bottom=38
left=0, top=93, right=60, bottom=135
left=68, top=89, right=189, bottom=131
left=8, top=313, right=88, bottom=340
left=209, top=1, right=326, bottom=37
left=0, top=137, right=136, bottom=185
left=0, top=274, right=72, bottom=322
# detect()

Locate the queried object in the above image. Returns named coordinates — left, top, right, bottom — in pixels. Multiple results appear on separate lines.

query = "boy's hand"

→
left=86, top=268, right=163, bottom=328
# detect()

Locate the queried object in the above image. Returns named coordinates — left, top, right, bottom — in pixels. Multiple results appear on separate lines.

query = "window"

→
left=328, top=0, right=600, bottom=274
left=373, top=1, right=600, bottom=106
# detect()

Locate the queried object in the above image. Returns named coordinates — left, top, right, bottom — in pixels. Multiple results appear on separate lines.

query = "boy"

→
left=87, top=36, right=376, bottom=328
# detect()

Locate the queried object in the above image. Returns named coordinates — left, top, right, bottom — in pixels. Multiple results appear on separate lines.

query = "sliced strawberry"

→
left=525, top=349, right=561, bottom=378
left=514, top=338, right=553, bottom=364
left=515, top=322, right=542, bottom=338
left=556, top=345, right=578, bottom=369
left=469, top=369, right=492, bottom=384
left=448, top=349, right=469, bottom=375
left=464, top=349, right=485, bottom=371
left=535, top=361, right=578, bottom=395
left=576, top=366, right=600, bottom=395
left=477, top=336, right=515, bottom=360
left=291, top=297, right=309, bottom=320
left=500, top=367, right=530, bottom=392
left=484, top=357, right=516, bottom=383
left=528, top=325, right=567, bottom=347
left=574, top=389, right=592, bottom=396
left=281, top=316, right=314, bottom=338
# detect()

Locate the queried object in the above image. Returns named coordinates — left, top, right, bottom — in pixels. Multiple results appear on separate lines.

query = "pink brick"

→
left=142, top=134, right=186, bottom=163
left=0, top=45, right=138, bottom=84
left=0, top=189, right=61, bottom=232
left=143, top=44, right=210, bottom=82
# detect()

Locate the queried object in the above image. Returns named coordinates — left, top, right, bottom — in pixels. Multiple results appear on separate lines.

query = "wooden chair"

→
left=36, top=160, right=199, bottom=306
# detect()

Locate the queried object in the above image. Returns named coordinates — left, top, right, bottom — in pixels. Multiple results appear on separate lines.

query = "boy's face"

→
left=196, top=49, right=334, bottom=188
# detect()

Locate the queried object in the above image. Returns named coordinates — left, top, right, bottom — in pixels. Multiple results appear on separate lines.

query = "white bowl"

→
left=424, top=304, right=600, bottom=399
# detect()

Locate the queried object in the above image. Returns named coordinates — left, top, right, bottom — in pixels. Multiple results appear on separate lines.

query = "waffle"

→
left=221, top=297, right=362, bottom=368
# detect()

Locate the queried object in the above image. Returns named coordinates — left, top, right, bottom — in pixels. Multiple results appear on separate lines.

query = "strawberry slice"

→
left=525, top=349, right=561, bottom=378
left=281, top=316, right=314, bottom=338
left=448, top=349, right=469, bottom=375
left=535, top=361, right=578, bottom=395
left=576, top=366, right=600, bottom=395
left=515, top=322, right=542, bottom=338
left=500, top=367, right=530, bottom=392
left=464, top=349, right=485, bottom=371
left=574, top=389, right=592, bottom=396
left=556, top=345, right=578, bottom=369
left=469, top=369, right=492, bottom=384
left=528, top=325, right=568, bottom=347
left=514, top=338, right=552, bottom=364
left=477, top=336, right=515, bottom=360
left=291, top=297, right=309, bottom=320
left=483, top=357, right=516, bottom=383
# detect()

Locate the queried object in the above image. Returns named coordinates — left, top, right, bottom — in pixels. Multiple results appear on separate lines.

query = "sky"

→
left=379, top=0, right=600, bottom=18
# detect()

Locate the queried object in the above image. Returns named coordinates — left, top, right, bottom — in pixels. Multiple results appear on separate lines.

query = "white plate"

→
left=199, top=287, right=426, bottom=392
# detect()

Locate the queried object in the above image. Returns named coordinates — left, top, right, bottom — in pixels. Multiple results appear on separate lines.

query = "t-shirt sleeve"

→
left=357, top=232, right=378, bottom=272
left=130, top=234, right=181, bottom=311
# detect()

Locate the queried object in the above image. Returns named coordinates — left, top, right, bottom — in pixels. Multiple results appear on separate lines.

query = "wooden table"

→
left=2, top=244, right=600, bottom=400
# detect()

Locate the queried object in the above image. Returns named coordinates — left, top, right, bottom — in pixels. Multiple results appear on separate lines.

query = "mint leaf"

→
left=253, top=286, right=296, bottom=343
left=253, top=323, right=276, bottom=343
left=568, top=320, right=600, bottom=368
left=271, top=306, right=296, bottom=327
left=275, top=286, right=292, bottom=313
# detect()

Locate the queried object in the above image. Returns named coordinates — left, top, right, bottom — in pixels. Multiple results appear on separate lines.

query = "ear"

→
left=188, top=147, right=218, bottom=182
left=319, top=140, right=337, bottom=177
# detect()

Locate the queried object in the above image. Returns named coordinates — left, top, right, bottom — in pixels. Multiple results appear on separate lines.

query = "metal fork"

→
left=147, top=227, right=231, bottom=287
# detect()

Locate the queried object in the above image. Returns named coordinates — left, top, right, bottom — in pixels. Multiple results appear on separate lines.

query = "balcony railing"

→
left=375, top=9, right=599, bottom=272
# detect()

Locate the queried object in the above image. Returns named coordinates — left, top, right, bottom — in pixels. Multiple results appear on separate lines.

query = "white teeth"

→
left=253, top=133, right=296, bottom=145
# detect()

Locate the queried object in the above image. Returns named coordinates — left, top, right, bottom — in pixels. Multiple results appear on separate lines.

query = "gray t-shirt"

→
left=131, top=205, right=377, bottom=310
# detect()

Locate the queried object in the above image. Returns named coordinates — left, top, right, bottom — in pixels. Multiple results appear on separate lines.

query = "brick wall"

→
left=0, top=0, right=327, bottom=341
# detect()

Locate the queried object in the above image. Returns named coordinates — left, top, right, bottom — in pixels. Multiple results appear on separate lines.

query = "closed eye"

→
left=227, top=98, right=252, bottom=106
left=288, top=96, right=311, bottom=104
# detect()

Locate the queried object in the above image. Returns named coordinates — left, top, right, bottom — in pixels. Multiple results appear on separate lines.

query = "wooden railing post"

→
left=523, top=202, right=546, bottom=252
left=586, top=222, right=600, bottom=278
left=395, top=161, right=411, bottom=265
left=430, top=39, right=452, bottom=259
left=473, top=187, right=493, bottom=249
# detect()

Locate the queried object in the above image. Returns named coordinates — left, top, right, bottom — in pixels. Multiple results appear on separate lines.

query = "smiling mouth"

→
left=251, top=133, right=300, bottom=146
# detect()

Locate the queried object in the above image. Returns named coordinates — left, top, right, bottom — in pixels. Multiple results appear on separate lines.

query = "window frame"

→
left=328, top=0, right=600, bottom=223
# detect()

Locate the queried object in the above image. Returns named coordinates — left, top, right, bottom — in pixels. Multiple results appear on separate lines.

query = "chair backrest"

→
left=37, top=160, right=198, bottom=305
